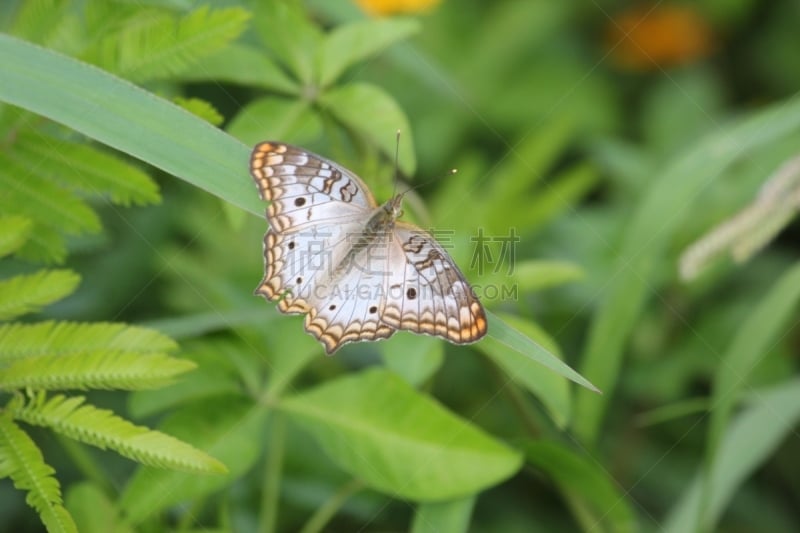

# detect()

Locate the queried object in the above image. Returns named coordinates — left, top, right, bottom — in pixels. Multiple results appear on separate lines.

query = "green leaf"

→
left=253, top=0, right=322, bottom=83
left=665, top=379, right=800, bottom=533
left=514, top=260, right=585, bottom=291
left=9, top=131, right=160, bottom=207
left=0, top=153, right=101, bottom=234
left=319, top=82, right=416, bottom=175
left=119, top=398, right=268, bottom=524
left=87, top=6, right=252, bottom=83
left=0, top=414, right=78, bottom=533
left=521, top=163, right=599, bottom=231
left=263, top=314, right=322, bottom=399
left=486, top=310, right=599, bottom=393
left=66, top=482, right=134, bottom=533
left=479, top=313, right=571, bottom=428
left=700, top=262, right=800, bottom=527
left=128, top=338, right=246, bottom=418
left=279, top=368, right=522, bottom=501
left=0, top=33, right=262, bottom=217
left=174, top=42, right=299, bottom=94
left=0, top=352, right=195, bottom=391
left=9, top=0, right=71, bottom=45
left=523, top=440, right=636, bottom=533
left=317, top=17, right=420, bottom=87
left=380, top=333, right=444, bottom=387
left=411, top=496, right=476, bottom=533
left=0, top=321, right=177, bottom=363
left=574, top=95, right=800, bottom=444
left=11, top=394, right=226, bottom=473
left=173, top=96, right=224, bottom=126
left=0, top=215, right=33, bottom=258
left=226, top=96, right=322, bottom=146
left=0, top=270, right=81, bottom=321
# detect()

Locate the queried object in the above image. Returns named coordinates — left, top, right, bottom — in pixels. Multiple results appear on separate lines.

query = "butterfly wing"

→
left=251, top=142, right=487, bottom=354
left=382, top=222, right=487, bottom=344
left=299, top=222, right=487, bottom=353
left=251, top=142, right=376, bottom=314
left=250, top=142, right=378, bottom=233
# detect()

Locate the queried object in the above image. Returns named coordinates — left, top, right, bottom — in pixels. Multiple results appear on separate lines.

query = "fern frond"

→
left=0, top=351, right=195, bottom=391
left=16, top=225, right=67, bottom=265
left=0, top=270, right=81, bottom=321
left=9, top=0, right=71, bottom=47
left=0, top=321, right=177, bottom=362
left=12, top=395, right=227, bottom=474
left=0, top=215, right=32, bottom=258
left=9, top=132, right=161, bottom=207
left=90, top=6, right=251, bottom=83
left=0, top=154, right=101, bottom=235
left=173, top=97, right=224, bottom=126
left=0, top=414, right=78, bottom=533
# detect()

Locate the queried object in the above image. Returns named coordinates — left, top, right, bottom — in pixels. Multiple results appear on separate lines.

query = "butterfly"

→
left=250, top=142, right=487, bottom=354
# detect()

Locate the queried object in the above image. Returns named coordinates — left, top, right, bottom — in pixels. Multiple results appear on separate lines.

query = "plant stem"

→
left=299, top=478, right=364, bottom=533
left=258, top=413, right=285, bottom=533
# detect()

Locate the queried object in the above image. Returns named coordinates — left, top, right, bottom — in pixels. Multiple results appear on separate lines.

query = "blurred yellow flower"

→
left=607, top=4, right=714, bottom=71
left=355, top=0, right=441, bottom=16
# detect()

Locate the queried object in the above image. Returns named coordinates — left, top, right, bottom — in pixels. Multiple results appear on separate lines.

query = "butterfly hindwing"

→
left=382, top=223, right=487, bottom=344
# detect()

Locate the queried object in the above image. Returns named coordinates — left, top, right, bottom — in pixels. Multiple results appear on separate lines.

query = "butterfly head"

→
left=384, top=193, right=405, bottom=221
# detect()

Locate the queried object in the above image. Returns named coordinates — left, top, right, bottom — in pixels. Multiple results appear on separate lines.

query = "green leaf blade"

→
left=0, top=352, right=195, bottom=391
left=175, top=42, right=299, bottom=93
left=119, top=398, right=267, bottom=524
left=0, top=270, right=81, bottom=321
left=0, top=321, right=177, bottom=363
left=319, top=82, right=416, bottom=175
left=574, top=95, right=800, bottom=444
left=12, top=395, right=226, bottom=474
left=479, top=313, right=571, bottom=428
left=665, top=379, right=800, bottom=533
left=0, top=33, right=263, bottom=217
left=11, top=132, right=161, bottom=206
left=317, top=17, right=420, bottom=87
left=523, top=440, right=636, bottom=533
left=0, top=414, right=78, bottom=533
left=0, top=215, right=33, bottom=258
left=89, top=6, right=252, bottom=83
left=279, top=368, right=522, bottom=501
left=486, top=310, right=599, bottom=393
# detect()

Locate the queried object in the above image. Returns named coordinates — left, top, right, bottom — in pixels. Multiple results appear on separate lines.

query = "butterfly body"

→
left=250, top=142, right=487, bottom=354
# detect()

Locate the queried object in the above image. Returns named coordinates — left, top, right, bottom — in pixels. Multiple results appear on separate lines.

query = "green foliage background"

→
left=1, top=0, right=799, bottom=532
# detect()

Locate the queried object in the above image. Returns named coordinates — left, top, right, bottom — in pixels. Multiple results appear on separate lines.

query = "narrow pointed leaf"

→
left=486, top=310, right=599, bottom=393
left=665, top=379, right=800, bottom=533
left=479, top=313, right=571, bottom=428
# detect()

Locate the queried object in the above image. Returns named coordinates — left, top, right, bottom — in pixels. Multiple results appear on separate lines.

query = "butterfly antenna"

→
left=393, top=129, right=401, bottom=198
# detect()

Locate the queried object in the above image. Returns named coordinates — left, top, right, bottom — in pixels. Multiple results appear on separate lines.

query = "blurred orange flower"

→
left=355, top=0, right=441, bottom=16
left=607, top=4, right=714, bottom=71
